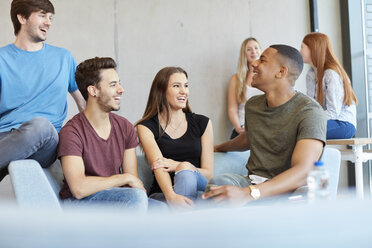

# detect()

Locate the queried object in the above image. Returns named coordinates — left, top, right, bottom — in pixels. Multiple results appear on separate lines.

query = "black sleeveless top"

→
left=139, top=112, right=209, bottom=194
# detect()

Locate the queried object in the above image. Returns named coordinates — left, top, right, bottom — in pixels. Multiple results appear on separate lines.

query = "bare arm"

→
left=61, top=155, right=143, bottom=199
left=70, top=90, right=86, bottom=112
left=227, top=75, right=245, bottom=133
left=256, top=139, right=323, bottom=197
left=122, top=147, right=138, bottom=177
left=214, top=131, right=250, bottom=152
left=121, top=148, right=146, bottom=190
left=204, top=139, right=323, bottom=205
left=198, top=120, right=214, bottom=180
left=137, top=124, right=193, bottom=207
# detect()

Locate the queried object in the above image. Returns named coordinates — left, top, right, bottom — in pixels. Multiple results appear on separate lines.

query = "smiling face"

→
left=20, top=10, right=53, bottom=43
left=165, top=72, right=189, bottom=111
left=95, top=68, right=124, bottom=112
left=245, top=40, right=261, bottom=64
left=251, top=47, right=282, bottom=89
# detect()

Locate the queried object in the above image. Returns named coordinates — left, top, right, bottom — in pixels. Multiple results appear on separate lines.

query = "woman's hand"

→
left=151, top=158, right=190, bottom=172
left=166, top=193, right=194, bottom=209
left=246, top=64, right=255, bottom=85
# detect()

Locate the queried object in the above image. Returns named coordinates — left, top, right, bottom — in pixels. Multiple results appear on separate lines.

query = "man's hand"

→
left=235, top=126, right=245, bottom=134
left=202, top=185, right=252, bottom=207
left=123, top=174, right=146, bottom=192
left=214, top=145, right=223, bottom=152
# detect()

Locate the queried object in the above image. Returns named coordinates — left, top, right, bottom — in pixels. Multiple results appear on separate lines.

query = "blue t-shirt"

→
left=0, top=43, right=78, bottom=132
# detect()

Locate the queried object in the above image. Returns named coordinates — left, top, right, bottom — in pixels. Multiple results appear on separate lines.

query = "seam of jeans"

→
left=174, top=169, right=198, bottom=175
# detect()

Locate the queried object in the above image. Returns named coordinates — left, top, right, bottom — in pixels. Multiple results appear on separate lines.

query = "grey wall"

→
left=0, top=0, right=341, bottom=144
left=0, top=0, right=351, bottom=198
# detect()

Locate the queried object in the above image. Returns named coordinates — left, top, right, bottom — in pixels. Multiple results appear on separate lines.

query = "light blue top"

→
left=0, top=43, right=78, bottom=132
left=306, top=68, right=356, bottom=128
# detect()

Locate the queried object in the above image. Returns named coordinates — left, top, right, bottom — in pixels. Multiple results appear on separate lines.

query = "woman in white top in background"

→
left=300, top=32, right=357, bottom=139
left=228, top=37, right=263, bottom=139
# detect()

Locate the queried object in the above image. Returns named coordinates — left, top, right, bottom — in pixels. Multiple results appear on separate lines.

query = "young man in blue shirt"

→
left=0, top=0, right=86, bottom=181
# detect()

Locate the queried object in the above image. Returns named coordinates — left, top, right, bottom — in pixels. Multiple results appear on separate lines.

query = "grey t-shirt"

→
left=245, top=91, right=327, bottom=179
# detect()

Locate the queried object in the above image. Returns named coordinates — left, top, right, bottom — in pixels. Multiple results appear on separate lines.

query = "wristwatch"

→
left=248, top=185, right=261, bottom=200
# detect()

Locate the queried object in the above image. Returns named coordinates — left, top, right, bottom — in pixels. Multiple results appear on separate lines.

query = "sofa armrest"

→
left=137, top=155, right=153, bottom=193
left=321, top=147, right=341, bottom=197
left=8, top=159, right=61, bottom=210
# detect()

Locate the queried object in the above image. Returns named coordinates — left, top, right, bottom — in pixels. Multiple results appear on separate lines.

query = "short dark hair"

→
left=75, top=57, right=117, bottom=100
left=11, top=0, right=55, bottom=35
left=270, top=44, right=304, bottom=83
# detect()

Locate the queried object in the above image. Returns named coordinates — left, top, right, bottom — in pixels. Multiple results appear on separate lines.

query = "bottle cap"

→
left=314, top=161, right=324, bottom=166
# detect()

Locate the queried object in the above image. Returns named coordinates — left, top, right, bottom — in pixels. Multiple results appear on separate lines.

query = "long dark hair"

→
left=135, top=67, right=192, bottom=137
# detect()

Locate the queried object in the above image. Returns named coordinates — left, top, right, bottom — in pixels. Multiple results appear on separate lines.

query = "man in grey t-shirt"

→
left=203, top=45, right=326, bottom=206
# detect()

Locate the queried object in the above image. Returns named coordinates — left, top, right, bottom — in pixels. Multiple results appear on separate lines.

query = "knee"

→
left=129, top=188, right=148, bottom=207
left=208, top=173, right=236, bottom=186
left=25, top=117, right=58, bottom=141
left=173, top=170, right=198, bottom=199
left=29, top=117, right=56, bottom=134
left=174, top=169, right=197, bottom=182
left=175, top=162, right=195, bottom=172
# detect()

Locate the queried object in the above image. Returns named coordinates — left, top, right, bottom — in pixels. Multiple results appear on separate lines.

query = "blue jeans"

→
left=150, top=169, right=208, bottom=202
left=205, top=173, right=252, bottom=192
left=0, top=117, right=58, bottom=180
left=64, top=187, right=148, bottom=213
left=327, top=120, right=356, bottom=139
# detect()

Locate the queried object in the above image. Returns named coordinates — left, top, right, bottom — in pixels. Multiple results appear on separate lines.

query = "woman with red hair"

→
left=300, top=32, right=357, bottom=139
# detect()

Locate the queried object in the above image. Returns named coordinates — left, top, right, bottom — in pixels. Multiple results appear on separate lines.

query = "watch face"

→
left=250, top=186, right=260, bottom=200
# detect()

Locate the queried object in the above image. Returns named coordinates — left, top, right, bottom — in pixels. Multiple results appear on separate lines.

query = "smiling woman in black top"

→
left=136, top=67, right=214, bottom=209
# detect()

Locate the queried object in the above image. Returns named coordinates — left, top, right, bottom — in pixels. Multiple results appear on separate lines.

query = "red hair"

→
left=302, top=32, right=357, bottom=106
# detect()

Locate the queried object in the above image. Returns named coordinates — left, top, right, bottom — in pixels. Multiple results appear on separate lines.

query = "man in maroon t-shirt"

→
left=58, top=57, right=147, bottom=212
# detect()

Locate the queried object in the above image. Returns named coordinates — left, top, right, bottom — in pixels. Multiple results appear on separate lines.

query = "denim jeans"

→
left=64, top=187, right=148, bottom=213
left=0, top=117, right=58, bottom=181
left=205, top=173, right=252, bottom=192
left=150, top=169, right=208, bottom=202
left=327, top=119, right=356, bottom=139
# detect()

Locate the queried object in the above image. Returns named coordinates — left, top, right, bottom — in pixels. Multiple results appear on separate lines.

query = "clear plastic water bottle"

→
left=307, top=161, right=330, bottom=202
